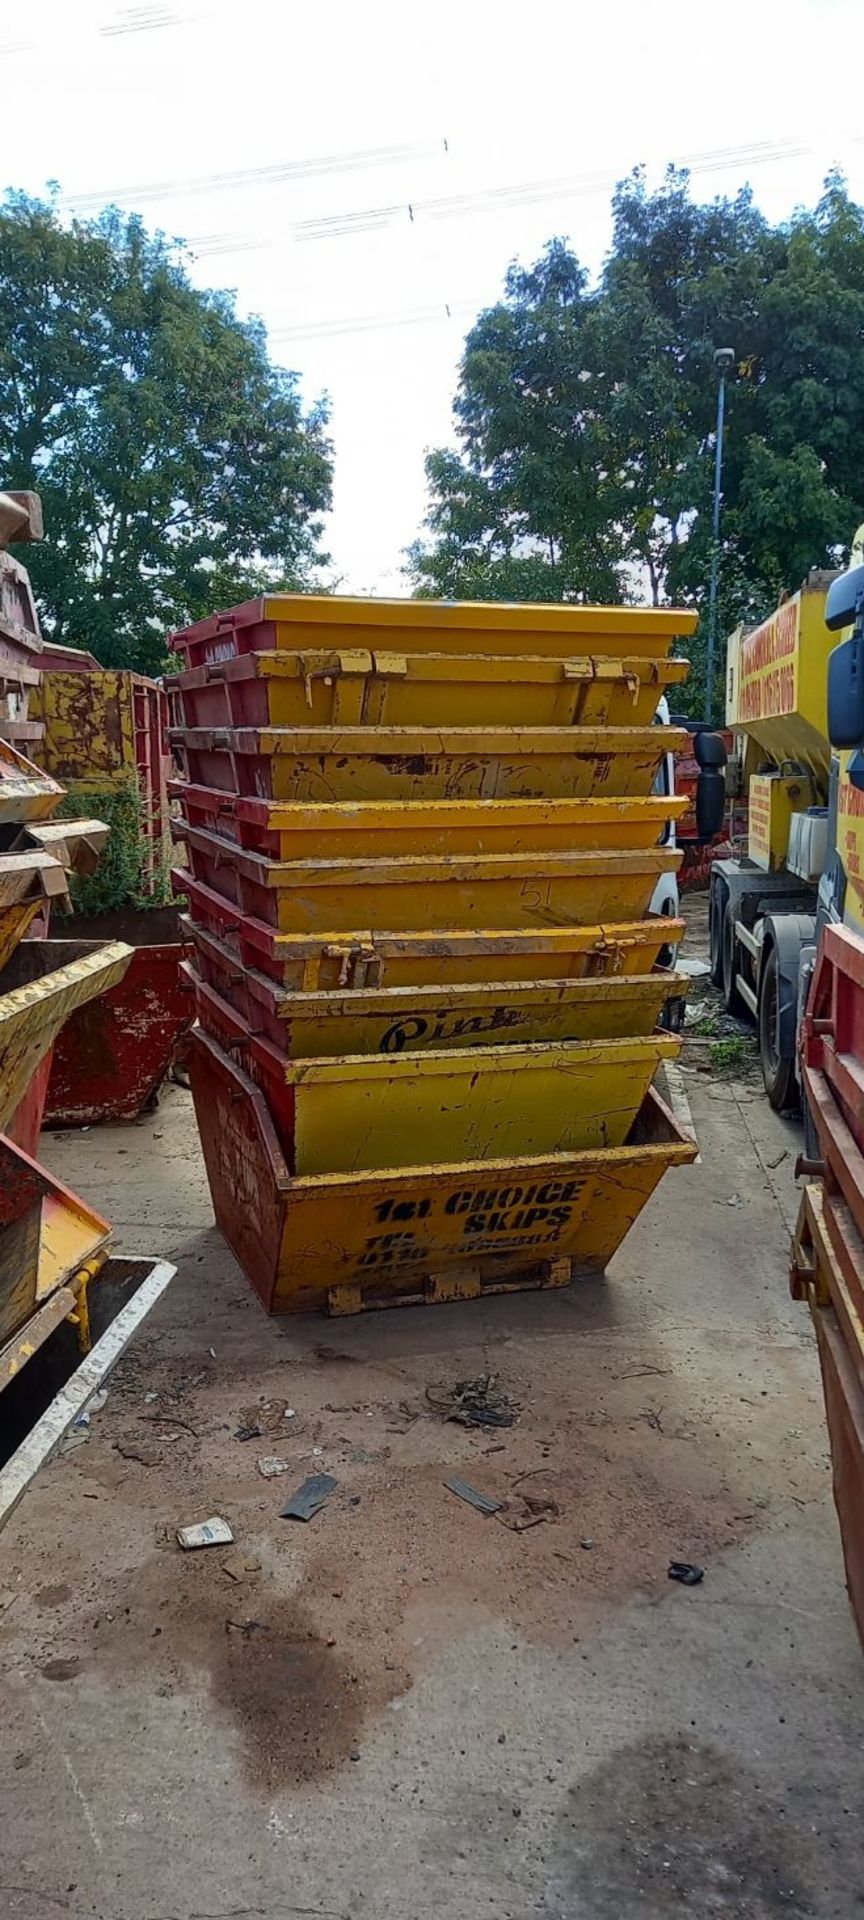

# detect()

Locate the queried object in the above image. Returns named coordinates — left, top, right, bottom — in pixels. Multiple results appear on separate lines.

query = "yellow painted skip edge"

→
left=258, top=594, right=699, bottom=639
left=228, top=795, right=691, bottom=831
left=0, top=942, right=133, bottom=1033
left=267, top=970, right=690, bottom=1020
left=282, top=1033, right=680, bottom=1087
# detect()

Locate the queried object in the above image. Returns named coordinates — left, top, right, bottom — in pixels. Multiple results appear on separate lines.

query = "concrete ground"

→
left=2, top=914, right=863, bottom=1920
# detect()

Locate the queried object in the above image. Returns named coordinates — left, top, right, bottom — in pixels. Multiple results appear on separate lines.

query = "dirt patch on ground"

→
left=4, top=1349, right=757, bottom=1726
left=9, top=1404, right=746, bottom=1792
left=282, top=1441, right=746, bottom=1656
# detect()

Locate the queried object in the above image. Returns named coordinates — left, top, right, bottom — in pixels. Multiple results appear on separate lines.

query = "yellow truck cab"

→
left=709, top=571, right=838, bottom=1107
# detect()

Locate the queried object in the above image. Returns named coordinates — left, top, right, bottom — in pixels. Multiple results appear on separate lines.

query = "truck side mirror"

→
left=826, top=564, right=864, bottom=632
left=827, top=635, right=864, bottom=748
left=692, top=729, right=727, bottom=841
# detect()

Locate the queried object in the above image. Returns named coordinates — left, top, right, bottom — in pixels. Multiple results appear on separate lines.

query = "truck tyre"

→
left=721, top=903, right=746, bottom=1016
left=758, top=946, right=797, bottom=1112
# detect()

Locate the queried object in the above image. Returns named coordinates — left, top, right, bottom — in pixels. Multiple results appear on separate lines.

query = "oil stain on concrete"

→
left=542, top=1734, right=835, bottom=1918
left=86, top=1553, right=408, bottom=1792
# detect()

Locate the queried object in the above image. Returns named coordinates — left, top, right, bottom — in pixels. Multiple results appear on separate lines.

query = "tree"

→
left=409, top=169, right=864, bottom=707
left=409, top=240, right=624, bottom=604
left=0, top=192, right=333, bottom=674
left=606, top=167, right=862, bottom=612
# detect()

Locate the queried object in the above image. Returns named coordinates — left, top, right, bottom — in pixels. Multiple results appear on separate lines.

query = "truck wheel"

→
left=721, top=903, right=746, bottom=1016
left=758, top=946, right=797, bottom=1112
left=709, top=887, right=726, bottom=988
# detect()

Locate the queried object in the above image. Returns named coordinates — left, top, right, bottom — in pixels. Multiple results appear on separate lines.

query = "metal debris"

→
left=280, top=1473, right=337, bottom=1522
left=427, top=1374, right=520, bottom=1430
left=444, top=1476, right=503, bottom=1516
left=668, top=1560, right=704, bottom=1586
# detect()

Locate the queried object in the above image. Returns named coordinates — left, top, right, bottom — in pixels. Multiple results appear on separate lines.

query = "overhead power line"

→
left=291, top=135, right=810, bottom=243
left=100, top=4, right=192, bottom=32
left=186, top=131, right=814, bottom=262
left=269, top=299, right=482, bottom=344
left=64, top=139, right=448, bottom=215
left=262, top=134, right=840, bottom=352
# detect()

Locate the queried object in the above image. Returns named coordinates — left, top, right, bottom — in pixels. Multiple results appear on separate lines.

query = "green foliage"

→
left=0, top=191, right=333, bottom=675
left=688, top=1007, right=719, bottom=1037
left=709, top=1034, right=754, bottom=1075
left=58, top=774, right=169, bottom=915
left=410, top=168, right=864, bottom=708
left=407, top=241, right=625, bottom=605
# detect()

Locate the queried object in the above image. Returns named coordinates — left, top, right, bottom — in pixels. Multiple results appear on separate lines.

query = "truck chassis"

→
left=709, top=857, right=816, bottom=1110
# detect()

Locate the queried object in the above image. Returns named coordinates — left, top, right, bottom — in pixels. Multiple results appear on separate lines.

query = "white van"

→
left=649, top=694, right=680, bottom=960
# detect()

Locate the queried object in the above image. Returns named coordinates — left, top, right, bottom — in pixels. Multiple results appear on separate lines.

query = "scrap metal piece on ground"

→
left=444, top=1476, right=503, bottom=1517
left=668, top=1560, right=704, bottom=1585
left=280, top=1473, right=336, bottom=1521
left=427, top=1373, right=520, bottom=1429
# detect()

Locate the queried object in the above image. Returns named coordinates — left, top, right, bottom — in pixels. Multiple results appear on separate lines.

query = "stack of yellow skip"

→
left=0, top=734, right=134, bottom=1366
left=0, top=491, right=142, bottom=1387
left=169, top=593, right=698, bottom=1316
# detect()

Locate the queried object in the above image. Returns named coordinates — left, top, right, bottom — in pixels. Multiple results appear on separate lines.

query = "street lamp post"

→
left=705, top=346, right=735, bottom=724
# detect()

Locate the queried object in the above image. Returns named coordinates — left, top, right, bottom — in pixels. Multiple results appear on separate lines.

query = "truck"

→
left=708, top=568, right=842, bottom=1108
left=706, top=542, right=864, bottom=1641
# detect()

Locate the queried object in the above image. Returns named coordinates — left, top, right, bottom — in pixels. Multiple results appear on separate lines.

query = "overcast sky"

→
left=5, top=0, right=864, bottom=592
